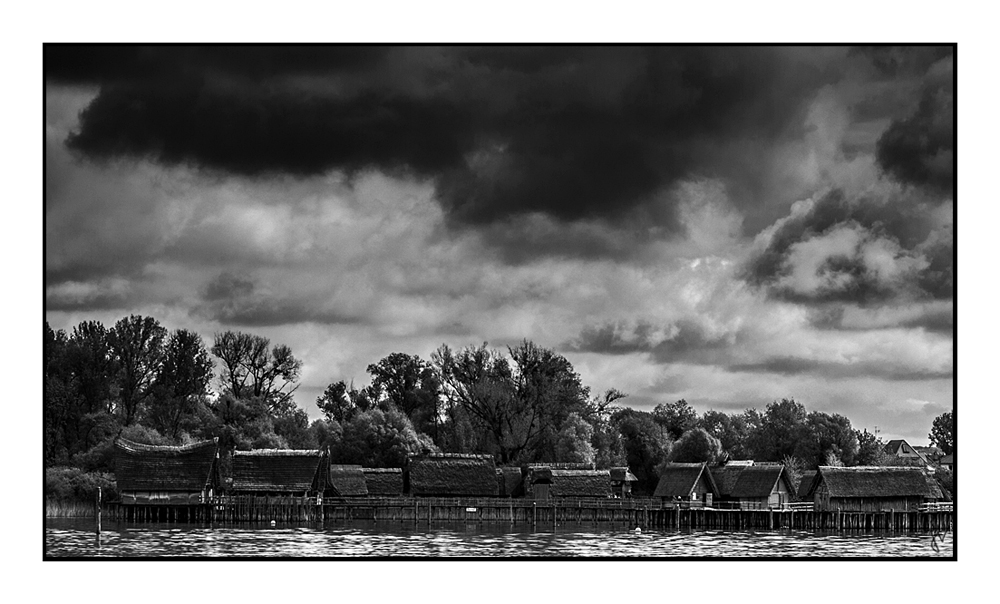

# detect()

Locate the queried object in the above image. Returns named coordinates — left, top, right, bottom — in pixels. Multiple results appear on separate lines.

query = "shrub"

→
left=45, top=466, right=117, bottom=502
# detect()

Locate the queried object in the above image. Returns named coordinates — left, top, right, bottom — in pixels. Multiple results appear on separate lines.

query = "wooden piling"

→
left=95, top=486, right=102, bottom=545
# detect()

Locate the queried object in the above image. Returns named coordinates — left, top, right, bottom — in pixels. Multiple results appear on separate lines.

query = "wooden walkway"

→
left=101, top=496, right=953, bottom=532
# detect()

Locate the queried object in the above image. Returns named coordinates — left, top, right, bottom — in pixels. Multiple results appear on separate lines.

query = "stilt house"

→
left=327, top=464, right=368, bottom=497
left=230, top=449, right=327, bottom=498
left=711, top=464, right=795, bottom=509
left=407, top=453, right=498, bottom=497
left=362, top=468, right=404, bottom=496
left=805, top=466, right=944, bottom=512
left=525, top=467, right=611, bottom=499
left=114, top=437, right=221, bottom=505
left=610, top=467, right=638, bottom=498
left=653, top=463, right=718, bottom=506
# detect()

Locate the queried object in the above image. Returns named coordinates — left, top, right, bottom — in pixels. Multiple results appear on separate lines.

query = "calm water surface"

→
left=45, top=518, right=953, bottom=558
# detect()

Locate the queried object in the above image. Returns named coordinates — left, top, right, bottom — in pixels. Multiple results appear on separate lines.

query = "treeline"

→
left=44, top=315, right=954, bottom=497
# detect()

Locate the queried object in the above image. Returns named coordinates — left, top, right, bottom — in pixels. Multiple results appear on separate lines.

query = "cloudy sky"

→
left=44, top=45, right=953, bottom=443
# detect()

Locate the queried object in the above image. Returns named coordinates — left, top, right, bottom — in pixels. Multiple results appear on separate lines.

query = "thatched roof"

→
left=231, top=449, right=325, bottom=492
left=327, top=464, right=368, bottom=497
left=811, top=466, right=944, bottom=499
left=549, top=469, right=611, bottom=498
left=797, top=471, right=817, bottom=499
left=497, top=467, right=524, bottom=497
left=610, top=467, right=638, bottom=482
left=114, top=437, right=219, bottom=492
left=528, top=466, right=553, bottom=484
left=526, top=462, right=595, bottom=470
left=653, top=463, right=719, bottom=498
left=710, top=466, right=743, bottom=496
left=362, top=468, right=404, bottom=496
left=714, top=465, right=793, bottom=498
left=408, top=454, right=498, bottom=497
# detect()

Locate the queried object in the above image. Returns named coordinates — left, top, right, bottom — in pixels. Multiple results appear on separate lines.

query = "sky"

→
left=43, top=45, right=954, bottom=444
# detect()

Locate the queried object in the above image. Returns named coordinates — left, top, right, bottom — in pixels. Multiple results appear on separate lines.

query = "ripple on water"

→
left=44, top=519, right=953, bottom=558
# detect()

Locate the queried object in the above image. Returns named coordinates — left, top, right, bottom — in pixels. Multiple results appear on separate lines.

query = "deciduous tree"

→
left=212, top=331, right=302, bottom=415
left=669, top=427, right=723, bottom=463
left=929, top=411, right=954, bottom=455
left=367, top=352, right=441, bottom=439
left=147, top=329, right=214, bottom=439
left=653, top=399, right=698, bottom=440
left=109, top=315, right=167, bottom=425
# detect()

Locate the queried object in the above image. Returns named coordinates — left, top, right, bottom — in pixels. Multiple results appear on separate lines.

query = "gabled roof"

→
left=884, top=439, right=928, bottom=463
left=732, top=466, right=794, bottom=498
left=362, top=467, right=404, bottom=496
left=797, top=471, right=817, bottom=499
left=610, top=467, right=638, bottom=482
left=653, top=463, right=719, bottom=498
left=809, top=466, right=943, bottom=499
left=408, top=454, right=498, bottom=496
left=327, top=464, right=368, bottom=497
left=231, top=449, right=325, bottom=492
left=712, top=465, right=793, bottom=498
left=710, top=466, right=743, bottom=496
left=549, top=469, right=611, bottom=498
left=114, top=437, right=219, bottom=492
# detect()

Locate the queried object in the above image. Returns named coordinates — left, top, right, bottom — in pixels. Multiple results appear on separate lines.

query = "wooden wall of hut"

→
left=822, top=496, right=928, bottom=512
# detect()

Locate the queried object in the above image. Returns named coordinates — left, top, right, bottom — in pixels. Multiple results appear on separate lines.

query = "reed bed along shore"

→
left=46, top=499, right=96, bottom=518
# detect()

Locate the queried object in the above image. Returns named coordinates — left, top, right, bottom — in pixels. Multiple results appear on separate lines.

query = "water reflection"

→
left=45, top=518, right=953, bottom=558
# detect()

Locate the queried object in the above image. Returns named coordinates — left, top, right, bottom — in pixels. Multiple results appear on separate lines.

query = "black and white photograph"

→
left=42, top=42, right=956, bottom=562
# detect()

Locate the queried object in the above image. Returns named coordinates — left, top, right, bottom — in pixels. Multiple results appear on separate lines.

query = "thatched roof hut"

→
left=327, top=464, right=368, bottom=497
left=231, top=449, right=326, bottom=494
left=362, top=468, right=404, bottom=496
left=718, top=465, right=794, bottom=498
left=408, top=454, right=498, bottom=497
left=807, top=466, right=944, bottom=511
left=114, top=437, right=220, bottom=503
left=809, top=466, right=943, bottom=499
left=711, top=464, right=795, bottom=508
left=653, top=463, right=719, bottom=500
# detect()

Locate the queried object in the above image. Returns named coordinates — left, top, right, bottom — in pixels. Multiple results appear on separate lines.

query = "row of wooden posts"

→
left=98, top=494, right=953, bottom=533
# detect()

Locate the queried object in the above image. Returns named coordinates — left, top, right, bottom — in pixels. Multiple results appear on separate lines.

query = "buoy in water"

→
left=633, top=526, right=641, bottom=534
left=270, top=520, right=276, bottom=527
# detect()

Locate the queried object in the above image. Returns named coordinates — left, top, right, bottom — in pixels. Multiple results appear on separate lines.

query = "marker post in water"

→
left=95, top=486, right=102, bottom=546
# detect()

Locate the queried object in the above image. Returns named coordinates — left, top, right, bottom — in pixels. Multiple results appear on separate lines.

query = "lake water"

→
left=44, top=518, right=953, bottom=558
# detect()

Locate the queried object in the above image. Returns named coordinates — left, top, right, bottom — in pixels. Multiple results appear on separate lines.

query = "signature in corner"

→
left=929, top=528, right=951, bottom=554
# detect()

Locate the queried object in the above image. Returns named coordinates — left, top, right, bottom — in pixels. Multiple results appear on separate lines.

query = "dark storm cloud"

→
left=850, top=46, right=953, bottom=79
left=876, top=61, right=954, bottom=193
left=807, top=303, right=954, bottom=334
left=743, top=188, right=953, bottom=305
left=568, top=319, right=737, bottom=364
left=45, top=45, right=392, bottom=84
left=727, top=356, right=952, bottom=382
left=50, top=45, right=839, bottom=228
left=195, top=271, right=369, bottom=327
left=45, top=283, right=137, bottom=312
